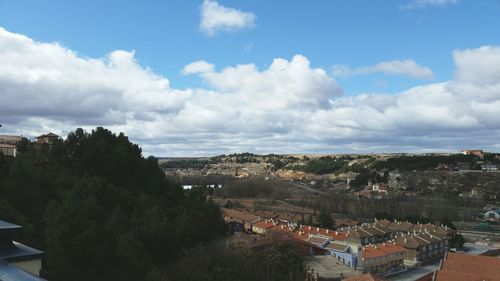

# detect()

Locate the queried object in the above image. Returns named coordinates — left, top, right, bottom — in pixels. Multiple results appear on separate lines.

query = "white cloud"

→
left=200, top=0, right=255, bottom=36
left=332, top=59, right=434, bottom=79
left=401, top=0, right=458, bottom=9
left=182, top=60, right=215, bottom=75
left=2, top=27, right=500, bottom=156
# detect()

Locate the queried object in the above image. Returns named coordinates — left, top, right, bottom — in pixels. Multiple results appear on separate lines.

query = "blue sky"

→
left=1, top=0, right=500, bottom=155
left=2, top=0, right=499, bottom=94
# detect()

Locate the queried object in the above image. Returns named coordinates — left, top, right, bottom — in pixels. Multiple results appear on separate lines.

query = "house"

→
left=344, top=225, right=389, bottom=246
left=0, top=220, right=45, bottom=280
left=359, top=243, right=405, bottom=275
left=483, top=209, right=500, bottom=221
left=461, top=149, right=484, bottom=158
left=432, top=252, right=500, bottom=281
left=324, top=241, right=359, bottom=268
left=292, top=225, right=361, bottom=268
left=221, top=208, right=260, bottom=232
left=0, top=135, right=22, bottom=145
left=394, top=232, right=448, bottom=265
left=335, top=218, right=360, bottom=228
left=252, top=219, right=276, bottom=235
left=35, top=132, right=59, bottom=144
left=372, top=184, right=388, bottom=194
left=0, top=143, right=16, bottom=157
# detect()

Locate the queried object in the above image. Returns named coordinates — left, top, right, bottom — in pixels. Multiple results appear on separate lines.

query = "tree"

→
left=0, top=127, right=226, bottom=281
left=317, top=209, right=334, bottom=229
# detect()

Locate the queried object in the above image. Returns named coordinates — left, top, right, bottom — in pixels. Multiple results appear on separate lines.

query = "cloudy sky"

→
left=1, top=0, right=500, bottom=156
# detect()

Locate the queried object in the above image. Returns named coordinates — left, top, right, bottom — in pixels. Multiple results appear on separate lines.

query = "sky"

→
left=1, top=0, right=500, bottom=156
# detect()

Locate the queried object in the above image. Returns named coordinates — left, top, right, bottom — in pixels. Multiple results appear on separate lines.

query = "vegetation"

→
left=316, top=209, right=334, bottom=229
left=161, top=241, right=305, bottom=281
left=0, top=127, right=226, bottom=281
left=374, top=154, right=476, bottom=171
left=161, top=159, right=211, bottom=169
left=293, top=156, right=347, bottom=175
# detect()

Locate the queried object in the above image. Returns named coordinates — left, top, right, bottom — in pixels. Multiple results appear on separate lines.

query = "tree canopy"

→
left=0, top=127, right=225, bottom=281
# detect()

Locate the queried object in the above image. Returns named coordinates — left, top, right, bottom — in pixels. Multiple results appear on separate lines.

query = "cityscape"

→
left=1, top=1, right=500, bottom=281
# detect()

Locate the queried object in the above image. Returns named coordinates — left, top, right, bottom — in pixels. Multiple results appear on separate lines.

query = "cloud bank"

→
left=1, top=27, right=500, bottom=156
left=401, top=0, right=458, bottom=10
left=199, top=0, right=255, bottom=36
left=332, top=59, right=434, bottom=79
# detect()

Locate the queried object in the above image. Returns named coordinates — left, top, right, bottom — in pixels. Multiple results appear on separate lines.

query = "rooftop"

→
left=362, top=243, right=404, bottom=259
left=0, top=221, right=22, bottom=231
left=434, top=252, right=500, bottom=281
left=221, top=208, right=260, bottom=222
left=0, top=242, right=44, bottom=262
left=0, top=260, right=45, bottom=281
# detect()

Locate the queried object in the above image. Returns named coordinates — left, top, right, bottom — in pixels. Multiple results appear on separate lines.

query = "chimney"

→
left=326, top=229, right=329, bottom=233
left=335, top=231, right=338, bottom=235
left=309, top=226, right=311, bottom=230
left=317, top=227, right=319, bottom=232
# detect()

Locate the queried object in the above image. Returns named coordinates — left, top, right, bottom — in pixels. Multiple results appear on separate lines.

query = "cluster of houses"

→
left=0, top=133, right=60, bottom=157
left=220, top=207, right=455, bottom=277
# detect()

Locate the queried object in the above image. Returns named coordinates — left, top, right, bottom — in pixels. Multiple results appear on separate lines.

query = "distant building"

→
left=0, top=135, right=21, bottom=157
left=0, top=135, right=22, bottom=145
left=35, top=132, right=59, bottom=144
left=432, top=252, right=500, bottom=280
left=0, top=143, right=16, bottom=157
left=0, top=220, right=45, bottom=280
left=359, top=243, right=405, bottom=275
left=394, top=232, right=448, bottom=265
left=372, top=184, right=388, bottom=194
left=221, top=208, right=260, bottom=232
left=461, top=149, right=484, bottom=158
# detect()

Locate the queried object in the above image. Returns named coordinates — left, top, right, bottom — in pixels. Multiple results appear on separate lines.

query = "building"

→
left=0, top=143, right=16, bottom=157
left=0, top=220, right=45, bottom=280
left=372, top=184, right=388, bottom=194
left=221, top=208, right=260, bottom=232
left=394, top=232, right=448, bottom=265
left=461, top=149, right=484, bottom=158
left=359, top=243, right=405, bottom=275
left=0, top=135, right=22, bottom=145
left=432, top=252, right=500, bottom=281
left=35, top=132, right=59, bottom=144
left=252, top=219, right=276, bottom=235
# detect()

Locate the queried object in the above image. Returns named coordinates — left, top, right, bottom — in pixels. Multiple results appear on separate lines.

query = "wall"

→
left=12, top=259, right=42, bottom=276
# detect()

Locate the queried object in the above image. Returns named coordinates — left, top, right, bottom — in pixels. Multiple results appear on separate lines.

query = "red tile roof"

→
left=297, top=225, right=348, bottom=241
left=221, top=208, right=260, bottom=222
left=434, top=252, right=500, bottom=281
left=252, top=219, right=276, bottom=230
left=361, top=243, right=404, bottom=259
